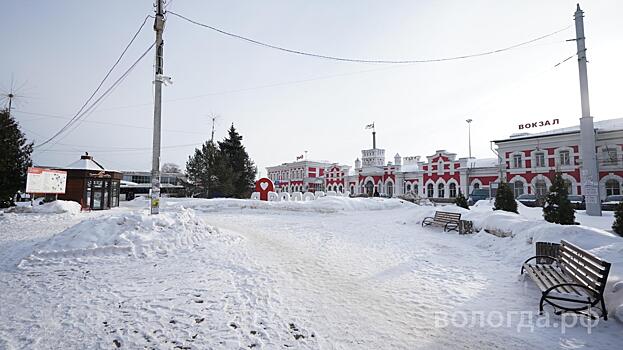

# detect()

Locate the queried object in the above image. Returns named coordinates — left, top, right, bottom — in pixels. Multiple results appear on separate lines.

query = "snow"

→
left=466, top=157, right=498, bottom=168
left=4, top=200, right=82, bottom=214
left=1, top=197, right=622, bottom=349
left=62, top=157, right=106, bottom=171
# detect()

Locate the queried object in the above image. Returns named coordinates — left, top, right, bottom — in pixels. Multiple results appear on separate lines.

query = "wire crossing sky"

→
left=3, top=0, right=622, bottom=173
left=168, top=11, right=571, bottom=64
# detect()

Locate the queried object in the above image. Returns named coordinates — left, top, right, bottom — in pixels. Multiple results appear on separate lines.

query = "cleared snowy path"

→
left=1, top=205, right=621, bottom=349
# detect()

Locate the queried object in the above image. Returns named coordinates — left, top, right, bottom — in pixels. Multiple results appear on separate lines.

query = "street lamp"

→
left=466, top=119, right=473, bottom=158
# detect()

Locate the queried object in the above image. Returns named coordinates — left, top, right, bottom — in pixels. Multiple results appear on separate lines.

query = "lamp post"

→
left=466, top=119, right=473, bottom=158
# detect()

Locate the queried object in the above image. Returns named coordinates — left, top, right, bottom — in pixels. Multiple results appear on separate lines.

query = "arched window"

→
left=473, top=183, right=480, bottom=190
left=438, top=183, right=445, bottom=198
left=338, top=185, right=343, bottom=193
left=406, top=184, right=411, bottom=192
left=414, top=184, right=419, bottom=194
left=535, top=180, right=547, bottom=196
left=427, top=183, right=434, bottom=197
left=606, top=179, right=621, bottom=196
left=563, top=179, right=573, bottom=195
left=449, top=183, right=457, bottom=198
left=387, top=182, right=394, bottom=197
left=513, top=181, right=524, bottom=197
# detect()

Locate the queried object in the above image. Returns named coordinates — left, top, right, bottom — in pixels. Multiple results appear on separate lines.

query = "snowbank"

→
left=407, top=200, right=623, bottom=321
left=20, top=208, right=226, bottom=266
left=5, top=200, right=82, bottom=214
left=127, top=196, right=416, bottom=213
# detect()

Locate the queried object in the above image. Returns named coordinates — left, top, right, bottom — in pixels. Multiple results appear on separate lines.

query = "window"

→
left=603, top=148, right=618, bottom=165
left=534, top=152, right=545, bottom=168
left=427, top=183, right=434, bottom=197
left=563, top=180, right=573, bottom=195
left=438, top=183, right=445, bottom=198
left=449, top=183, right=457, bottom=198
left=513, top=181, right=524, bottom=197
left=535, top=180, right=548, bottom=197
left=387, top=182, right=394, bottom=197
left=513, top=154, right=523, bottom=168
left=406, top=184, right=411, bottom=192
left=606, top=179, right=621, bottom=196
left=413, top=185, right=418, bottom=194
left=559, top=151, right=571, bottom=166
left=473, top=183, right=480, bottom=190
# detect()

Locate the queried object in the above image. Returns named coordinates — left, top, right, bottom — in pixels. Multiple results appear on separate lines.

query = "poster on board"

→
left=25, top=167, right=67, bottom=194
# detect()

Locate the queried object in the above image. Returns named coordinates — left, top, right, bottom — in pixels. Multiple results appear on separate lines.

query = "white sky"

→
left=3, top=0, right=622, bottom=175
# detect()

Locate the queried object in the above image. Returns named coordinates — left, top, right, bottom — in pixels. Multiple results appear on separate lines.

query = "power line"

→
left=35, top=41, right=155, bottom=149
left=34, top=16, right=152, bottom=149
left=168, top=11, right=571, bottom=64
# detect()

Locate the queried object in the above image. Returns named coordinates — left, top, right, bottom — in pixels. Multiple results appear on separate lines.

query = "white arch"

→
left=470, top=179, right=483, bottom=194
left=599, top=173, right=623, bottom=197
left=446, top=178, right=459, bottom=198
left=424, top=179, right=435, bottom=198
left=509, top=175, right=529, bottom=196
left=530, top=174, right=552, bottom=195
left=560, top=173, right=579, bottom=195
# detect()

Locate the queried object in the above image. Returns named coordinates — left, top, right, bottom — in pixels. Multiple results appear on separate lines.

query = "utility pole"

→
left=210, top=116, right=216, bottom=143
left=150, top=0, right=165, bottom=215
left=574, top=4, right=601, bottom=216
left=466, top=118, right=473, bottom=158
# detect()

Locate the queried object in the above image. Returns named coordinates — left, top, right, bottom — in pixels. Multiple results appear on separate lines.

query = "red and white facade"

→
left=266, top=118, right=623, bottom=199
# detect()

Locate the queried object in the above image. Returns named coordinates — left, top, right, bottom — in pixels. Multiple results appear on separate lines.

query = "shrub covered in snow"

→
left=455, top=190, right=469, bottom=209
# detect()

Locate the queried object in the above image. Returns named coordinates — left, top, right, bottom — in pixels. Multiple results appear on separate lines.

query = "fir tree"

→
left=543, top=172, right=575, bottom=225
left=611, top=202, right=623, bottom=236
left=455, top=190, right=469, bottom=209
left=185, top=141, right=219, bottom=198
left=218, top=124, right=257, bottom=198
left=0, top=109, right=33, bottom=208
left=494, top=182, right=518, bottom=213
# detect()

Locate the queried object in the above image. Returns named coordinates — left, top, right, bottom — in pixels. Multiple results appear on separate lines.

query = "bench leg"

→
left=601, top=298, right=608, bottom=321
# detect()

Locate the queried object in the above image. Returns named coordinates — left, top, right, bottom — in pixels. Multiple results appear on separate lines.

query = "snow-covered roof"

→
left=61, top=154, right=116, bottom=171
left=467, top=158, right=498, bottom=168
left=498, top=118, right=623, bottom=142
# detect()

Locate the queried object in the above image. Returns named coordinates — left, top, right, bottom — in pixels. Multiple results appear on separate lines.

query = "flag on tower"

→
left=296, top=154, right=304, bottom=160
left=365, top=123, right=375, bottom=129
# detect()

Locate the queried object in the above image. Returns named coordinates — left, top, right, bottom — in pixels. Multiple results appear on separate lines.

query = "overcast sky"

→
left=3, top=0, right=622, bottom=176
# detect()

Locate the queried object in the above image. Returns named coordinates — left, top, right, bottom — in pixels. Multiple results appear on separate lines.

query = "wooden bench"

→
left=422, top=211, right=461, bottom=232
left=521, top=240, right=611, bottom=319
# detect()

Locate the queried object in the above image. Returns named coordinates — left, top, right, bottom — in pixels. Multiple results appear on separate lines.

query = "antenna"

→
left=1, top=75, right=29, bottom=117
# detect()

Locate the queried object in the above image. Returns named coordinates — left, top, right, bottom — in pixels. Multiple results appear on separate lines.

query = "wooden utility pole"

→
left=150, top=0, right=165, bottom=215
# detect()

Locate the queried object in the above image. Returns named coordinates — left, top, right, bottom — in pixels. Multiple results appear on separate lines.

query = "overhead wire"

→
left=168, top=11, right=571, bottom=64
left=34, top=16, right=153, bottom=149
left=35, top=41, right=155, bottom=149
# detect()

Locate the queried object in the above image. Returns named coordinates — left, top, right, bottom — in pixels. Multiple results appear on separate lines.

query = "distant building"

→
left=120, top=171, right=186, bottom=200
left=265, top=118, right=623, bottom=200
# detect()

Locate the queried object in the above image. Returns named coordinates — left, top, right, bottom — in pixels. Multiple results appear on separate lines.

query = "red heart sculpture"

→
left=255, top=178, right=275, bottom=201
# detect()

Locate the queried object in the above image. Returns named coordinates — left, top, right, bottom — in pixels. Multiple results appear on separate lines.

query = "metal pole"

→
left=575, top=4, right=601, bottom=216
left=150, top=0, right=165, bottom=215
left=466, top=118, right=472, bottom=158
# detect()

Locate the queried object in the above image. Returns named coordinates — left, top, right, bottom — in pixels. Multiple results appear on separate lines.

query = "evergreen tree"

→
left=0, top=109, right=33, bottom=208
left=543, top=172, right=575, bottom=225
left=611, top=202, right=623, bottom=236
left=218, top=124, right=257, bottom=198
left=185, top=141, right=219, bottom=198
left=494, top=182, right=518, bottom=213
left=455, top=190, right=469, bottom=209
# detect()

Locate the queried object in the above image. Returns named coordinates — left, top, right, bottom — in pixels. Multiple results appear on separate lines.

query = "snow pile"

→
left=5, top=200, right=82, bottom=214
left=131, top=196, right=416, bottom=213
left=407, top=200, right=623, bottom=321
left=20, top=208, right=223, bottom=266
